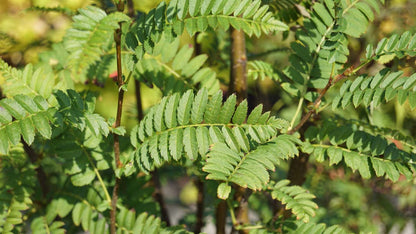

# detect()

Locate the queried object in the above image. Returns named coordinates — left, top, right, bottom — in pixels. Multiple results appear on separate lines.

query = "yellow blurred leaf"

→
left=377, top=54, right=396, bottom=64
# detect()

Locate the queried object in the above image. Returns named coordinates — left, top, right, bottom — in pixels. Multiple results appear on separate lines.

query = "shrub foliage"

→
left=1, top=0, right=415, bottom=233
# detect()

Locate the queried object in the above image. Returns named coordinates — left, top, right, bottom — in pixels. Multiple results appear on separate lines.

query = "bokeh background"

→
left=1, top=0, right=416, bottom=232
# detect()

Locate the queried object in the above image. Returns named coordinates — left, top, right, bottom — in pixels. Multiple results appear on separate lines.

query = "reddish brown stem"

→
left=274, top=71, right=347, bottom=222
left=287, top=77, right=334, bottom=135
left=110, top=177, right=120, bottom=233
left=113, top=25, right=124, bottom=168
left=110, top=2, right=125, bottom=233
left=287, top=73, right=344, bottom=135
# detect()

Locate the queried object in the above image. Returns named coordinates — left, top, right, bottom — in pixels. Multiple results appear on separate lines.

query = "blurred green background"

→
left=1, top=0, right=416, bottom=232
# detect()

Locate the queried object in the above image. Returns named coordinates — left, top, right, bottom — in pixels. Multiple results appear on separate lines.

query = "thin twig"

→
left=110, top=177, right=120, bottom=233
left=287, top=72, right=345, bottom=135
left=110, top=1, right=125, bottom=233
left=274, top=66, right=349, bottom=222
left=287, top=78, right=333, bottom=135
left=112, top=29, right=125, bottom=168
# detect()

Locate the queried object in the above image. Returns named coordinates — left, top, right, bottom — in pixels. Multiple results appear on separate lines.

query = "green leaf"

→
left=327, top=147, right=343, bottom=165
left=1, top=98, right=26, bottom=120
left=370, top=69, right=388, bottom=89
left=159, top=132, right=169, bottom=161
left=247, top=104, right=263, bottom=124
left=177, top=0, right=189, bottom=20
left=362, top=89, right=374, bottom=106
left=14, top=95, right=39, bottom=114
left=232, top=127, right=250, bottom=152
left=200, top=0, right=215, bottom=16
left=172, top=45, right=193, bottom=71
left=204, top=91, right=223, bottom=123
left=212, top=0, right=227, bottom=15
left=234, top=0, right=251, bottom=16
left=223, top=0, right=238, bottom=15
left=81, top=205, right=93, bottom=230
left=270, top=180, right=318, bottom=222
left=183, top=127, right=198, bottom=160
left=209, top=126, right=225, bottom=143
left=139, top=141, right=151, bottom=171
left=219, top=94, right=236, bottom=124
left=165, top=93, right=180, bottom=128
left=72, top=203, right=84, bottom=226
left=193, top=126, right=208, bottom=157
left=6, top=123, right=21, bottom=145
left=313, top=3, right=333, bottom=26
left=232, top=100, right=248, bottom=124
left=217, top=183, right=231, bottom=200
left=31, top=112, right=52, bottom=139
left=352, top=90, right=364, bottom=107
left=71, top=168, right=96, bottom=186
left=349, top=76, right=364, bottom=92
left=169, top=129, right=183, bottom=161
left=154, top=97, right=167, bottom=132
left=0, top=107, right=12, bottom=124
left=380, top=71, right=402, bottom=88
left=191, top=88, right=208, bottom=124
left=222, top=127, right=239, bottom=152
left=56, top=198, right=74, bottom=218
left=177, top=90, right=194, bottom=125
left=150, top=135, right=161, bottom=166
left=188, top=0, right=201, bottom=17
left=343, top=151, right=371, bottom=179
left=242, top=0, right=260, bottom=19
left=181, top=54, right=208, bottom=77
left=0, top=130, right=9, bottom=154
left=20, top=118, right=35, bottom=145
left=64, top=7, right=130, bottom=81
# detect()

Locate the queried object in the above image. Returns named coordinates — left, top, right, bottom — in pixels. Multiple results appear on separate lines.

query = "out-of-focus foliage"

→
left=1, top=0, right=416, bottom=233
